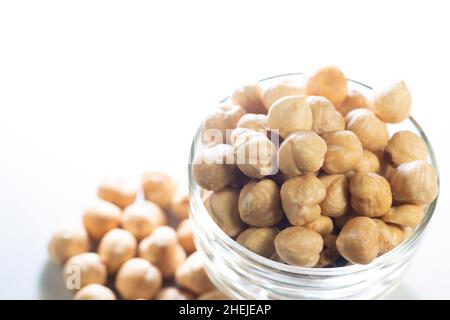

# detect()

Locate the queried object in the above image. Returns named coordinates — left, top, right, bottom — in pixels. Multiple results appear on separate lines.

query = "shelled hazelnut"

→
left=305, top=65, right=348, bottom=106
left=306, top=96, right=345, bottom=134
left=48, top=225, right=90, bottom=265
left=372, top=80, right=411, bottom=123
left=236, top=227, right=278, bottom=258
left=97, top=178, right=137, bottom=209
left=338, top=89, right=370, bottom=116
left=231, top=83, right=266, bottom=114
left=98, top=228, right=137, bottom=274
left=141, top=171, right=177, bottom=209
left=262, top=80, right=305, bottom=110
left=202, top=103, right=246, bottom=144
left=121, top=201, right=166, bottom=240
left=175, top=252, right=215, bottom=295
left=384, top=131, right=428, bottom=166
left=321, top=130, right=363, bottom=174
left=82, top=199, right=122, bottom=241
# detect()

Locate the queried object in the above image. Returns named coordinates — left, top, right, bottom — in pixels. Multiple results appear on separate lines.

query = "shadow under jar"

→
left=188, top=73, right=439, bottom=300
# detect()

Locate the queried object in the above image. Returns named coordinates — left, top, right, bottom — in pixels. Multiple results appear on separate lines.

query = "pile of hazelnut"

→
left=48, top=172, right=226, bottom=300
left=193, top=65, right=439, bottom=267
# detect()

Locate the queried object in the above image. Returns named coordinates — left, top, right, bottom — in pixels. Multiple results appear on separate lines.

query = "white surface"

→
left=0, top=0, right=449, bottom=299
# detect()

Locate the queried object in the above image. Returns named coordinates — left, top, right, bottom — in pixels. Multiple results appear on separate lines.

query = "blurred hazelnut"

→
left=373, top=80, right=411, bottom=123
left=280, top=175, right=326, bottom=226
left=306, top=96, right=345, bottom=134
left=230, top=83, right=266, bottom=114
left=322, top=130, right=363, bottom=174
left=155, top=287, right=196, bottom=300
left=319, top=174, right=349, bottom=218
left=74, top=284, right=116, bottom=300
left=121, top=201, right=166, bottom=240
left=338, top=89, right=370, bottom=116
left=98, top=228, right=137, bottom=274
left=236, top=227, right=278, bottom=258
left=48, top=225, right=90, bottom=265
left=274, top=227, right=323, bottom=267
left=304, top=65, right=347, bottom=106
left=381, top=204, right=424, bottom=228
left=141, top=171, right=177, bottom=209
left=278, top=130, right=327, bottom=177
left=202, top=103, right=246, bottom=144
left=82, top=198, right=121, bottom=241
left=198, top=290, right=228, bottom=300
left=170, top=192, right=189, bottom=220
left=175, top=252, right=215, bottom=295
left=304, top=215, right=334, bottom=237
left=385, top=131, right=428, bottom=166
left=177, top=219, right=196, bottom=254
left=238, top=179, right=283, bottom=227
left=262, top=80, right=305, bottom=110
left=63, top=253, right=107, bottom=290
left=267, top=95, right=312, bottom=139
left=237, top=113, right=268, bottom=131
left=97, top=178, right=137, bottom=209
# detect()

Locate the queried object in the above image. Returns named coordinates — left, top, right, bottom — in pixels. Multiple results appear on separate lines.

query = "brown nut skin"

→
left=236, top=227, right=278, bottom=258
left=175, top=252, right=215, bottom=295
left=48, top=225, right=90, bottom=265
left=306, top=96, right=345, bottom=134
left=336, top=217, right=379, bottom=265
left=115, top=258, right=162, bottom=300
left=381, top=204, right=424, bottom=228
left=177, top=219, right=196, bottom=254
left=345, top=108, right=389, bottom=152
left=262, top=80, right=305, bottom=110
left=204, top=187, right=245, bottom=237
left=121, top=201, right=166, bottom=240
left=202, top=103, right=246, bottom=144
left=198, top=290, right=228, bottom=300
left=338, top=89, right=370, bottom=116
left=322, top=130, right=363, bottom=174
left=238, top=179, right=283, bottom=227
left=278, top=130, right=327, bottom=177
left=304, top=65, right=348, bottom=106
left=319, top=174, right=349, bottom=218
left=280, top=175, right=326, bottom=226
left=138, top=226, right=186, bottom=278
left=141, top=171, right=177, bottom=209
left=355, top=149, right=381, bottom=173
left=230, top=83, right=266, bottom=114
left=304, top=216, right=334, bottom=237
left=316, top=234, right=341, bottom=268
left=155, top=287, right=196, bottom=300
left=74, top=284, right=116, bottom=300
left=233, top=131, right=277, bottom=179
left=373, top=219, right=405, bottom=256
left=274, top=227, right=323, bottom=267
left=82, top=199, right=121, bottom=241
left=98, top=228, right=137, bottom=274
left=390, top=160, right=439, bottom=205
left=267, top=95, right=313, bottom=139
left=63, top=253, right=107, bottom=290
left=236, top=113, right=268, bottom=132
left=385, top=131, right=428, bottom=166
left=349, top=172, right=392, bottom=217
left=373, top=80, right=411, bottom=123
left=192, top=144, right=237, bottom=191
left=170, top=192, right=189, bottom=220
left=97, top=178, right=137, bottom=209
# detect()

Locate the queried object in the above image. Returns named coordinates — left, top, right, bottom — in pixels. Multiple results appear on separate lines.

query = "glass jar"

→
left=188, top=73, right=439, bottom=300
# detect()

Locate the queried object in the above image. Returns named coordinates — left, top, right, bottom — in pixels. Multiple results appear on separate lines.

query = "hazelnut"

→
left=63, top=253, right=107, bottom=290
left=373, top=219, right=405, bottom=256
left=198, top=290, right=228, bottom=300
left=230, top=83, right=266, bottom=114
left=304, top=215, right=334, bottom=237
left=202, top=103, right=246, bottom=144
left=333, top=210, right=359, bottom=230
left=139, top=226, right=186, bottom=278
left=192, top=144, right=237, bottom=191
left=306, top=96, right=345, bottom=134
left=373, top=80, right=411, bottom=123
left=319, top=174, right=349, bottom=218
left=385, top=131, right=428, bottom=166
left=316, top=234, right=341, bottom=267
left=141, top=171, right=177, bottom=209
left=354, top=149, right=381, bottom=173
left=236, top=227, right=278, bottom=258
left=274, top=227, right=323, bottom=267
left=97, top=178, right=137, bottom=209
left=262, top=80, right=305, bottom=110
left=204, top=187, right=245, bottom=237
left=322, top=130, right=363, bottom=174
left=338, top=89, right=370, bottom=116
left=390, top=160, right=439, bottom=205
left=304, top=65, right=348, bottom=106
left=229, top=127, right=252, bottom=145
left=82, top=198, right=121, bottom=241
left=238, top=179, right=283, bottom=227
left=48, top=225, right=90, bottom=265
left=155, top=287, right=196, bottom=300
left=177, top=219, right=196, bottom=254
left=115, top=258, right=162, bottom=300
left=336, top=217, right=379, bottom=264
left=349, top=172, right=392, bottom=217
left=280, top=175, right=326, bottom=226
left=236, top=113, right=268, bottom=131
left=233, top=131, right=277, bottom=178
left=121, top=201, right=166, bottom=240
left=98, top=228, right=137, bottom=274
left=267, top=95, right=312, bottom=139
left=278, top=130, right=327, bottom=177
left=345, top=108, right=389, bottom=152
left=170, top=192, right=189, bottom=220
left=175, top=252, right=215, bottom=294
left=381, top=204, right=425, bottom=228
left=74, top=284, right=116, bottom=300
left=379, top=158, right=396, bottom=181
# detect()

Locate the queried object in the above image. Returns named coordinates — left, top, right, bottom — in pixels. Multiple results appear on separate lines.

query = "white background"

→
left=0, top=0, right=449, bottom=299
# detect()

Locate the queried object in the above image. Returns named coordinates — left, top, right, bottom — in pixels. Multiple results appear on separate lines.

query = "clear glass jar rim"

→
left=188, top=72, right=440, bottom=277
